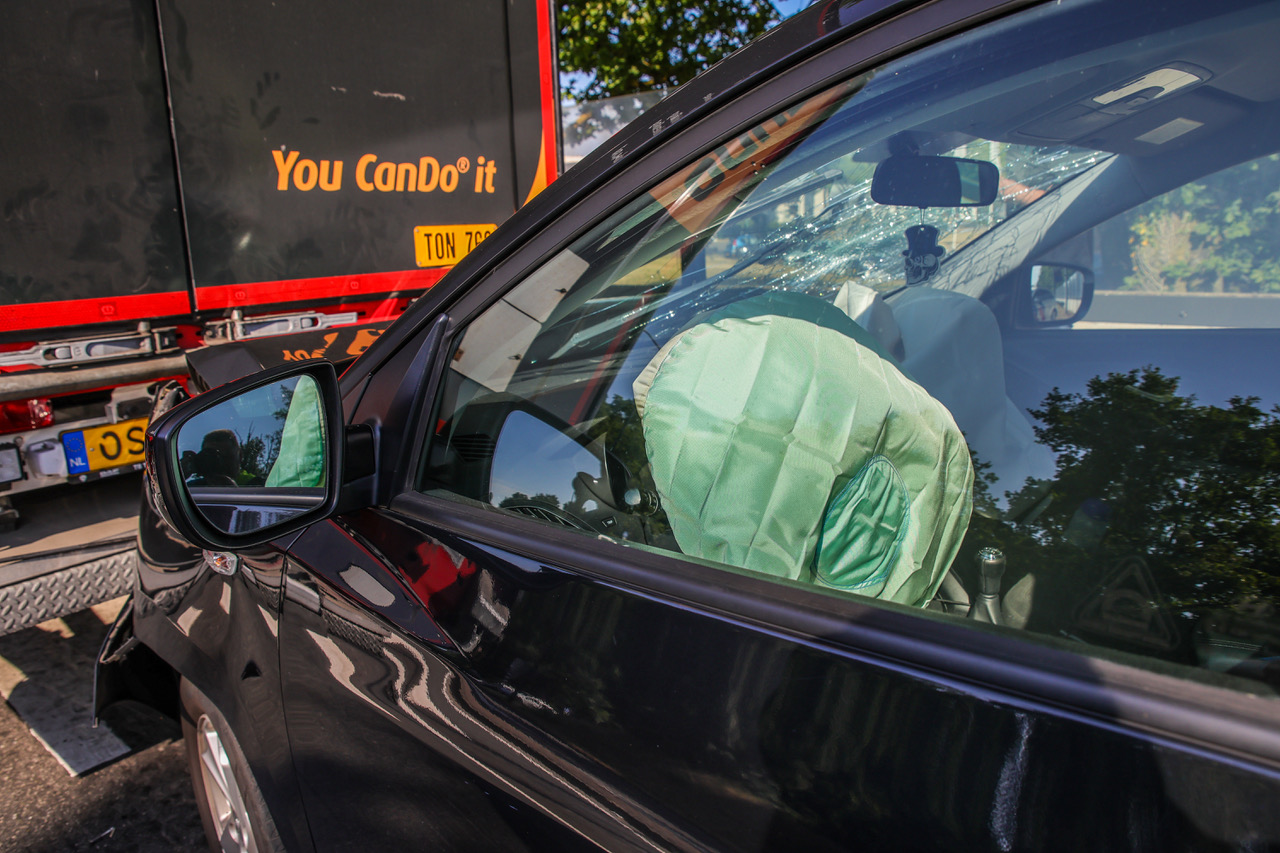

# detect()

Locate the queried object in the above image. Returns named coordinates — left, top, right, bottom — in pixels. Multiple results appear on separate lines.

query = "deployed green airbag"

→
left=634, top=302, right=972, bottom=605
left=265, top=376, right=327, bottom=489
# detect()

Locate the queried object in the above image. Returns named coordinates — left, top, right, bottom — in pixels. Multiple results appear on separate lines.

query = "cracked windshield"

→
left=703, top=143, right=1110, bottom=297
left=430, top=0, right=1280, bottom=696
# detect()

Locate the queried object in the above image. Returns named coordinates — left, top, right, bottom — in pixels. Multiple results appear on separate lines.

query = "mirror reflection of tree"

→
left=238, top=429, right=276, bottom=482
left=591, top=395, right=674, bottom=545
left=179, top=381, right=294, bottom=486
left=223, top=383, right=293, bottom=482
left=963, top=367, right=1280, bottom=685
left=498, top=492, right=563, bottom=510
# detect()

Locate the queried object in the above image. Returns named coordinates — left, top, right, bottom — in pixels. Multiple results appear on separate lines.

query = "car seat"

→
left=829, top=281, right=1055, bottom=511
left=632, top=291, right=973, bottom=606
left=884, top=285, right=1055, bottom=510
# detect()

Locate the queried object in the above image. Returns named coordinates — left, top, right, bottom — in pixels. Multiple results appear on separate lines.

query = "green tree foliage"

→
left=558, top=0, right=778, bottom=102
left=1125, top=154, right=1280, bottom=293
left=239, top=432, right=270, bottom=479
left=498, top=491, right=563, bottom=509
left=1034, top=369, right=1280, bottom=605
left=966, top=368, right=1280, bottom=666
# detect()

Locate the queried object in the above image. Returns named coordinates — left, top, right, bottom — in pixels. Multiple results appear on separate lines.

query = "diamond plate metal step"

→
left=0, top=550, right=135, bottom=636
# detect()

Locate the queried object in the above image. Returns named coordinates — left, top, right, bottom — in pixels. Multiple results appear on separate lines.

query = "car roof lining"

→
left=925, top=4, right=1280, bottom=154
left=931, top=93, right=1280, bottom=298
left=805, top=1, right=1280, bottom=169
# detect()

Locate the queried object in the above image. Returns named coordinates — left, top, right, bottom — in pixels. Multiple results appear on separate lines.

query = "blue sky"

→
left=774, top=0, right=814, bottom=16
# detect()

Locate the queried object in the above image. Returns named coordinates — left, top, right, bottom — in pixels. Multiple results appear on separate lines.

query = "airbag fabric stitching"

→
left=636, top=311, right=972, bottom=606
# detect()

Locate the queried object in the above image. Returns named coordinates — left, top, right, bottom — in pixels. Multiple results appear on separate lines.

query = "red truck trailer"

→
left=0, top=0, right=560, bottom=523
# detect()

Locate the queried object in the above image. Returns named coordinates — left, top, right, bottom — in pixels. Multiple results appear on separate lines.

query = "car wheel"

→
left=181, top=678, right=284, bottom=853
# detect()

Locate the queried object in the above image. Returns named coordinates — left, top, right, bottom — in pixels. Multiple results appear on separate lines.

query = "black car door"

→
left=276, top=0, right=1280, bottom=848
left=280, top=502, right=1280, bottom=851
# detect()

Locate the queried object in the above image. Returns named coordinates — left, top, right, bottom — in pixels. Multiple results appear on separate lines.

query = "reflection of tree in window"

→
left=240, top=432, right=270, bottom=480
left=229, top=386, right=291, bottom=481
left=963, top=367, right=1280, bottom=685
left=498, top=492, right=562, bottom=510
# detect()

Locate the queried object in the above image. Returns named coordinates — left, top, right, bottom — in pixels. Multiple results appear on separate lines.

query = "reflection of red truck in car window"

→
left=0, top=0, right=560, bottom=525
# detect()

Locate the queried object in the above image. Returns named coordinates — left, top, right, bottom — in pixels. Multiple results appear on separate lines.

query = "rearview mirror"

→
left=147, top=361, right=344, bottom=550
left=871, top=155, right=1000, bottom=208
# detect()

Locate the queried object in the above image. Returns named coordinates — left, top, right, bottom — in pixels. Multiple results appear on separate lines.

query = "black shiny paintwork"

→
left=271, top=503, right=1277, bottom=851
left=131, top=368, right=315, bottom=848
left=115, top=0, right=1280, bottom=849
left=132, top=531, right=313, bottom=849
left=129, top=481, right=1280, bottom=850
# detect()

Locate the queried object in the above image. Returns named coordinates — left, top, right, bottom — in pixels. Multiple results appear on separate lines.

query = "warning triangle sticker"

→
left=1073, top=556, right=1179, bottom=651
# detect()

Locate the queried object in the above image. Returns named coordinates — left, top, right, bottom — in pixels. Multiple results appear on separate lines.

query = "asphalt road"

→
left=1, top=474, right=205, bottom=852
left=0, top=607, right=206, bottom=853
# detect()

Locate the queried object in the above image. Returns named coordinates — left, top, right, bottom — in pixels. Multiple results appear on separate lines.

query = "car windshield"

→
left=535, top=113, right=1133, bottom=366
left=704, top=141, right=1114, bottom=297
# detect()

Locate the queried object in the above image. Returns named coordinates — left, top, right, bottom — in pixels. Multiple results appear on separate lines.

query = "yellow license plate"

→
left=414, top=224, right=496, bottom=267
left=62, top=417, right=148, bottom=475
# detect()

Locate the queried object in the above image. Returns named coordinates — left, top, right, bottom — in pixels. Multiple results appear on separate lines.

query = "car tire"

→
left=181, top=678, right=285, bottom=853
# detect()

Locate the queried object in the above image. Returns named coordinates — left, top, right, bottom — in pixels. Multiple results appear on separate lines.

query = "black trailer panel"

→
left=161, top=0, right=550, bottom=310
left=1, top=0, right=556, bottom=335
left=0, top=0, right=187, bottom=330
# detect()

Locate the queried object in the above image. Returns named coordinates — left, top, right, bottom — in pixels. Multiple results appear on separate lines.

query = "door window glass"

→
left=422, top=0, right=1280, bottom=695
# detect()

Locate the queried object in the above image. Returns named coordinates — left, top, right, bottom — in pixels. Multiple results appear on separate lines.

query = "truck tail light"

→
left=0, top=399, right=54, bottom=436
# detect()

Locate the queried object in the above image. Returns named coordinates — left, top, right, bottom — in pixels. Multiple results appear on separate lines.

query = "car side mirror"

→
left=1024, top=262, right=1094, bottom=326
left=871, top=155, right=1000, bottom=208
left=146, top=361, right=346, bottom=550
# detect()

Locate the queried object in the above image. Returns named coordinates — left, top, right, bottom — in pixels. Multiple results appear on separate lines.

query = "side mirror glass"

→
left=1027, top=262, right=1094, bottom=325
left=871, top=155, right=1000, bottom=208
left=428, top=394, right=647, bottom=532
left=147, top=362, right=343, bottom=549
left=176, top=374, right=327, bottom=535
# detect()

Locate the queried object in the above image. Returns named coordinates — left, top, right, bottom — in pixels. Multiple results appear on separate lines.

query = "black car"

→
left=99, top=0, right=1280, bottom=849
